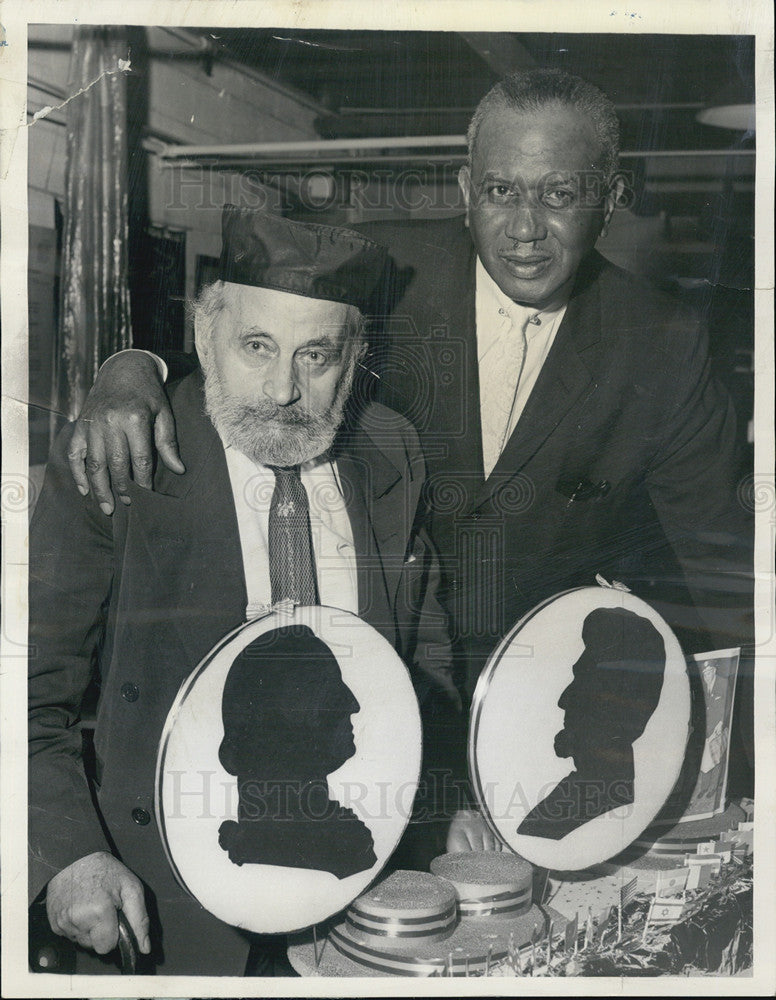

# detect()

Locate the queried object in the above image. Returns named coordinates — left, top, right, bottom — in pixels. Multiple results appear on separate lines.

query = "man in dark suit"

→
left=29, top=208, right=458, bottom=974
left=65, top=69, right=753, bottom=834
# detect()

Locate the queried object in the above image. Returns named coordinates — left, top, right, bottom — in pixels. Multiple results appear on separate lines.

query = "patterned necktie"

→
left=481, top=310, right=530, bottom=479
left=268, top=465, right=319, bottom=606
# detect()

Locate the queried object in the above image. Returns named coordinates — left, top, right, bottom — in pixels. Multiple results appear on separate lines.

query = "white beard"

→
left=202, top=355, right=356, bottom=468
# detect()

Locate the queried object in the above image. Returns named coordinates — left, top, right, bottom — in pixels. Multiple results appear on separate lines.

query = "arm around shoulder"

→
left=67, top=350, right=184, bottom=512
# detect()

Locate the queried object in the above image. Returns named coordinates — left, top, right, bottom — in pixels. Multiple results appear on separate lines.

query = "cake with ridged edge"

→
left=430, top=851, right=533, bottom=919
left=344, top=871, right=456, bottom=950
left=289, top=857, right=563, bottom=978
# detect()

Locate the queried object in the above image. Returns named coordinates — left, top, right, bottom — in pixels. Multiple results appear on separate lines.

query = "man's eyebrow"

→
left=541, top=173, right=578, bottom=184
left=298, top=334, right=341, bottom=350
left=479, top=170, right=577, bottom=185
left=480, top=171, right=518, bottom=184
left=238, top=326, right=272, bottom=339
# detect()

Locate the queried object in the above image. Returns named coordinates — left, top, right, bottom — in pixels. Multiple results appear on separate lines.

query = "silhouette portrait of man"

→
left=217, top=623, right=377, bottom=879
left=518, top=607, right=666, bottom=841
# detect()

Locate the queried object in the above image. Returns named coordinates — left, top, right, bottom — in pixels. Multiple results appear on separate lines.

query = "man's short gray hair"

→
left=190, top=279, right=226, bottom=330
left=466, top=68, right=621, bottom=181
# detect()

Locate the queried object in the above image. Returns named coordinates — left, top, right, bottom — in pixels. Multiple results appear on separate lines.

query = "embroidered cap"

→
left=218, top=204, right=388, bottom=313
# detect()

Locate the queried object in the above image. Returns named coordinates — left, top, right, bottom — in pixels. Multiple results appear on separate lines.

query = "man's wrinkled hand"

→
left=446, top=809, right=503, bottom=853
left=46, top=851, right=151, bottom=956
left=67, top=351, right=184, bottom=514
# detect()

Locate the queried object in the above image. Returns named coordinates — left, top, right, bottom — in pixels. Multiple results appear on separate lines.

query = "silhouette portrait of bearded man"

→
left=518, top=607, right=666, bottom=841
left=217, top=623, right=377, bottom=879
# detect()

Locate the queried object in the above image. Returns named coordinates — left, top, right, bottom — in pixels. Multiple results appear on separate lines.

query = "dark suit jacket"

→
left=28, top=371, right=455, bottom=975
left=353, top=216, right=753, bottom=695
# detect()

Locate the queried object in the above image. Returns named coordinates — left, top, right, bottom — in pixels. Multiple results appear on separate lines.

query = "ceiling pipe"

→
left=157, top=135, right=467, bottom=159
left=335, top=102, right=707, bottom=114
left=153, top=135, right=755, bottom=166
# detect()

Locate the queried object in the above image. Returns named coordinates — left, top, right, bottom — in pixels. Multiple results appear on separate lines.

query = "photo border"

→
left=2, top=2, right=773, bottom=996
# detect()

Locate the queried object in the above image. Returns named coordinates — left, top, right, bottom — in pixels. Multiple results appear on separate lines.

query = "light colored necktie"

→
left=481, top=311, right=530, bottom=479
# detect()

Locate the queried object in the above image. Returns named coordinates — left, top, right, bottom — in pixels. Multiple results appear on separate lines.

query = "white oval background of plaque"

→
left=156, top=606, right=421, bottom=932
left=470, top=587, right=690, bottom=871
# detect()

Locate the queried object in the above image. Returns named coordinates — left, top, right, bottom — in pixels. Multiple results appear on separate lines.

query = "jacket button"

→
left=121, top=682, right=139, bottom=702
left=131, top=807, right=150, bottom=826
left=469, top=512, right=481, bottom=521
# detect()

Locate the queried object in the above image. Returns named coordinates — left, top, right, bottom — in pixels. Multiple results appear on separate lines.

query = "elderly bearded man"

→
left=65, top=69, right=755, bottom=843
left=28, top=208, right=461, bottom=976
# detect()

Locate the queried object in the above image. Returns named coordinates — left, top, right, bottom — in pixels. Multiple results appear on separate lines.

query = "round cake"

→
left=430, top=851, right=533, bottom=919
left=298, top=863, right=560, bottom=977
left=344, top=871, right=457, bottom=950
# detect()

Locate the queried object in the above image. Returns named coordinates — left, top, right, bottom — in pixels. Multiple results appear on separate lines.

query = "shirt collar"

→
left=476, top=257, right=567, bottom=335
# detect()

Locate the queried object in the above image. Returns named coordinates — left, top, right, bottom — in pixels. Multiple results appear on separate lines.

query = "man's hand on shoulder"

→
left=46, top=851, right=151, bottom=956
left=67, top=351, right=184, bottom=515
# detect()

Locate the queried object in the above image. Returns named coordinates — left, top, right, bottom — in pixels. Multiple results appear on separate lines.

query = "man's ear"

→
left=600, top=173, right=627, bottom=237
left=458, top=165, right=472, bottom=228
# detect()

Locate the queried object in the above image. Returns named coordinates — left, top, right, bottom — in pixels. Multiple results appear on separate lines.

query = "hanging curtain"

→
left=53, top=26, right=132, bottom=425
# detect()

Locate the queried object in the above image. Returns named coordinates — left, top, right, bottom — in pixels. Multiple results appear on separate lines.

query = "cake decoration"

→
left=430, top=851, right=533, bottom=918
left=345, top=871, right=456, bottom=948
left=312, top=854, right=561, bottom=977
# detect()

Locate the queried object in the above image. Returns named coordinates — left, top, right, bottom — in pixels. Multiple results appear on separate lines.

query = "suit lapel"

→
left=472, top=253, right=604, bottom=510
left=429, top=226, right=484, bottom=483
left=334, top=412, right=404, bottom=632
left=128, top=372, right=247, bottom=671
left=383, top=220, right=483, bottom=485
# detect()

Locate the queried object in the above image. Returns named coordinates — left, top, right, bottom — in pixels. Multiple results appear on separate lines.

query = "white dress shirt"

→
left=222, top=443, right=359, bottom=619
left=475, top=258, right=567, bottom=478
